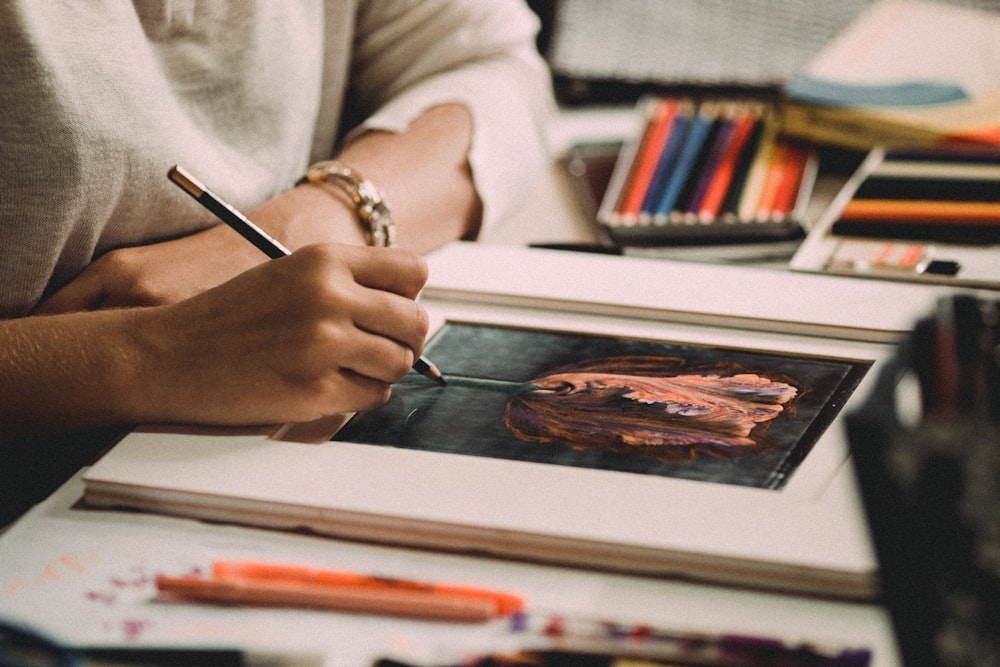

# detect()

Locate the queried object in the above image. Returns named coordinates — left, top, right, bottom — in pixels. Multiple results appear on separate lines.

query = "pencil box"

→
left=827, top=146, right=1000, bottom=244
left=597, top=96, right=816, bottom=245
left=788, top=145, right=1000, bottom=289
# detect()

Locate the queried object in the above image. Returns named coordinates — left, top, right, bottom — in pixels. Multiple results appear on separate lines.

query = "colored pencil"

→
left=652, top=104, right=715, bottom=221
left=606, top=100, right=660, bottom=218
left=719, top=112, right=765, bottom=222
left=754, top=142, right=789, bottom=220
left=616, top=99, right=677, bottom=220
left=736, top=118, right=777, bottom=222
left=884, top=147, right=1000, bottom=165
left=640, top=101, right=694, bottom=217
left=770, top=144, right=809, bottom=221
left=855, top=175, right=1000, bottom=202
left=681, top=107, right=737, bottom=221
left=599, top=97, right=814, bottom=240
left=839, top=199, right=1000, bottom=222
left=696, top=109, right=756, bottom=222
left=671, top=105, right=724, bottom=221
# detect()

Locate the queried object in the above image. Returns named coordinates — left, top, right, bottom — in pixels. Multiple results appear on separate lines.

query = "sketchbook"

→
left=82, top=243, right=948, bottom=600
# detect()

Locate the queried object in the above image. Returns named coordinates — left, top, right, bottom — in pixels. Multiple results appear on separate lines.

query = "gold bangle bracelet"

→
left=299, top=160, right=396, bottom=247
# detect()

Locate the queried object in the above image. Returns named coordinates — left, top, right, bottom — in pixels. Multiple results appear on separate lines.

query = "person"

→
left=0, top=1, right=554, bottom=525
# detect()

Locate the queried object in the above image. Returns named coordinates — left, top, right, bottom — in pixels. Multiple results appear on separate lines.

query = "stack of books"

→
left=782, top=0, right=1000, bottom=151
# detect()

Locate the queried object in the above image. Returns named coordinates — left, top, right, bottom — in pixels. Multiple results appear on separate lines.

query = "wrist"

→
left=298, top=160, right=396, bottom=247
left=248, top=184, right=367, bottom=248
left=116, top=306, right=182, bottom=425
left=0, top=309, right=163, bottom=431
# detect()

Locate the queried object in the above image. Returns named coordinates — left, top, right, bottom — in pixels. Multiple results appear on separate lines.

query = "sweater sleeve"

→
left=346, top=0, right=556, bottom=233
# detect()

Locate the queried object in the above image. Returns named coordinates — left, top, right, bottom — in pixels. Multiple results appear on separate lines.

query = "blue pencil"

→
left=651, top=106, right=715, bottom=221
left=640, top=104, right=693, bottom=217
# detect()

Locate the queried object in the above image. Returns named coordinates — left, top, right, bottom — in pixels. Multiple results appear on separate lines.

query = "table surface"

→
left=0, top=107, right=900, bottom=667
left=0, top=470, right=901, bottom=667
left=482, top=106, right=854, bottom=266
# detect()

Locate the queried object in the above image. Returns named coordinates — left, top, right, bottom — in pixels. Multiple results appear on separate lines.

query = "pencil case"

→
left=827, top=146, right=1000, bottom=245
left=597, top=96, right=816, bottom=245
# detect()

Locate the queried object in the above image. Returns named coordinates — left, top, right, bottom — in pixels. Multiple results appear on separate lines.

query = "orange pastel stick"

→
left=156, top=575, right=498, bottom=622
left=212, top=561, right=524, bottom=615
left=840, top=199, right=1000, bottom=222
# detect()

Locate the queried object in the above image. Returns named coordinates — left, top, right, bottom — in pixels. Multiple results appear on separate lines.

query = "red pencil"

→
left=697, top=109, right=756, bottom=221
left=616, top=99, right=678, bottom=219
left=769, top=144, right=808, bottom=221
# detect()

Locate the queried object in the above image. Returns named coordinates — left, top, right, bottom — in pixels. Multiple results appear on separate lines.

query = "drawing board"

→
left=82, top=244, right=947, bottom=599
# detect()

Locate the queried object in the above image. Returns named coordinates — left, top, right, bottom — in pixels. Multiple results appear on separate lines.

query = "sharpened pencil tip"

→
left=413, top=356, right=446, bottom=386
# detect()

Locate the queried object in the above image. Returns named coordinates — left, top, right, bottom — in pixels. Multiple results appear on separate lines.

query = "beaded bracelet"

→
left=299, top=160, right=396, bottom=247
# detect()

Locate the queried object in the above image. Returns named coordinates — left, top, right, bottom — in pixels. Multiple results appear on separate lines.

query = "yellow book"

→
left=783, top=0, right=1000, bottom=151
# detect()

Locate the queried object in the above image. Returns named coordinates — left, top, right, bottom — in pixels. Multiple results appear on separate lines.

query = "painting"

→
left=333, top=322, right=870, bottom=489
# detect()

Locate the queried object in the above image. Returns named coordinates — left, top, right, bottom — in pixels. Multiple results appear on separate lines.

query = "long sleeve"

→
left=345, top=0, right=556, bottom=231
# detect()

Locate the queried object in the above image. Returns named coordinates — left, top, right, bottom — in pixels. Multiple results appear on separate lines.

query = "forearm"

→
left=0, top=310, right=149, bottom=436
left=6, top=244, right=432, bottom=437
left=259, top=103, right=479, bottom=255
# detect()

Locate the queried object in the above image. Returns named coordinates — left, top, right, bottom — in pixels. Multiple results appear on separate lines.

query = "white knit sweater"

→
left=0, top=0, right=553, bottom=317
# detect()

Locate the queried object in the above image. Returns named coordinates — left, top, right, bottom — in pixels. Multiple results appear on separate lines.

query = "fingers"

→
left=351, top=285, right=430, bottom=358
left=289, top=242, right=431, bottom=361
left=333, top=326, right=420, bottom=385
left=336, top=244, right=429, bottom=299
left=281, top=244, right=432, bottom=405
left=136, top=241, right=433, bottom=426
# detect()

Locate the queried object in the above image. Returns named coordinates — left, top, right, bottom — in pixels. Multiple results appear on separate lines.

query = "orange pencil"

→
left=610, top=101, right=661, bottom=216
left=754, top=142, right=789, bottom=221
left=839, top=199, right=1000, bottom=222
left=156, top=575, right=500, bottom=622
left=616, top=99, right=678, bottom=219
left=212, top=561, right=524, bottom=616
left=769, top=145, right=808, bottom=221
